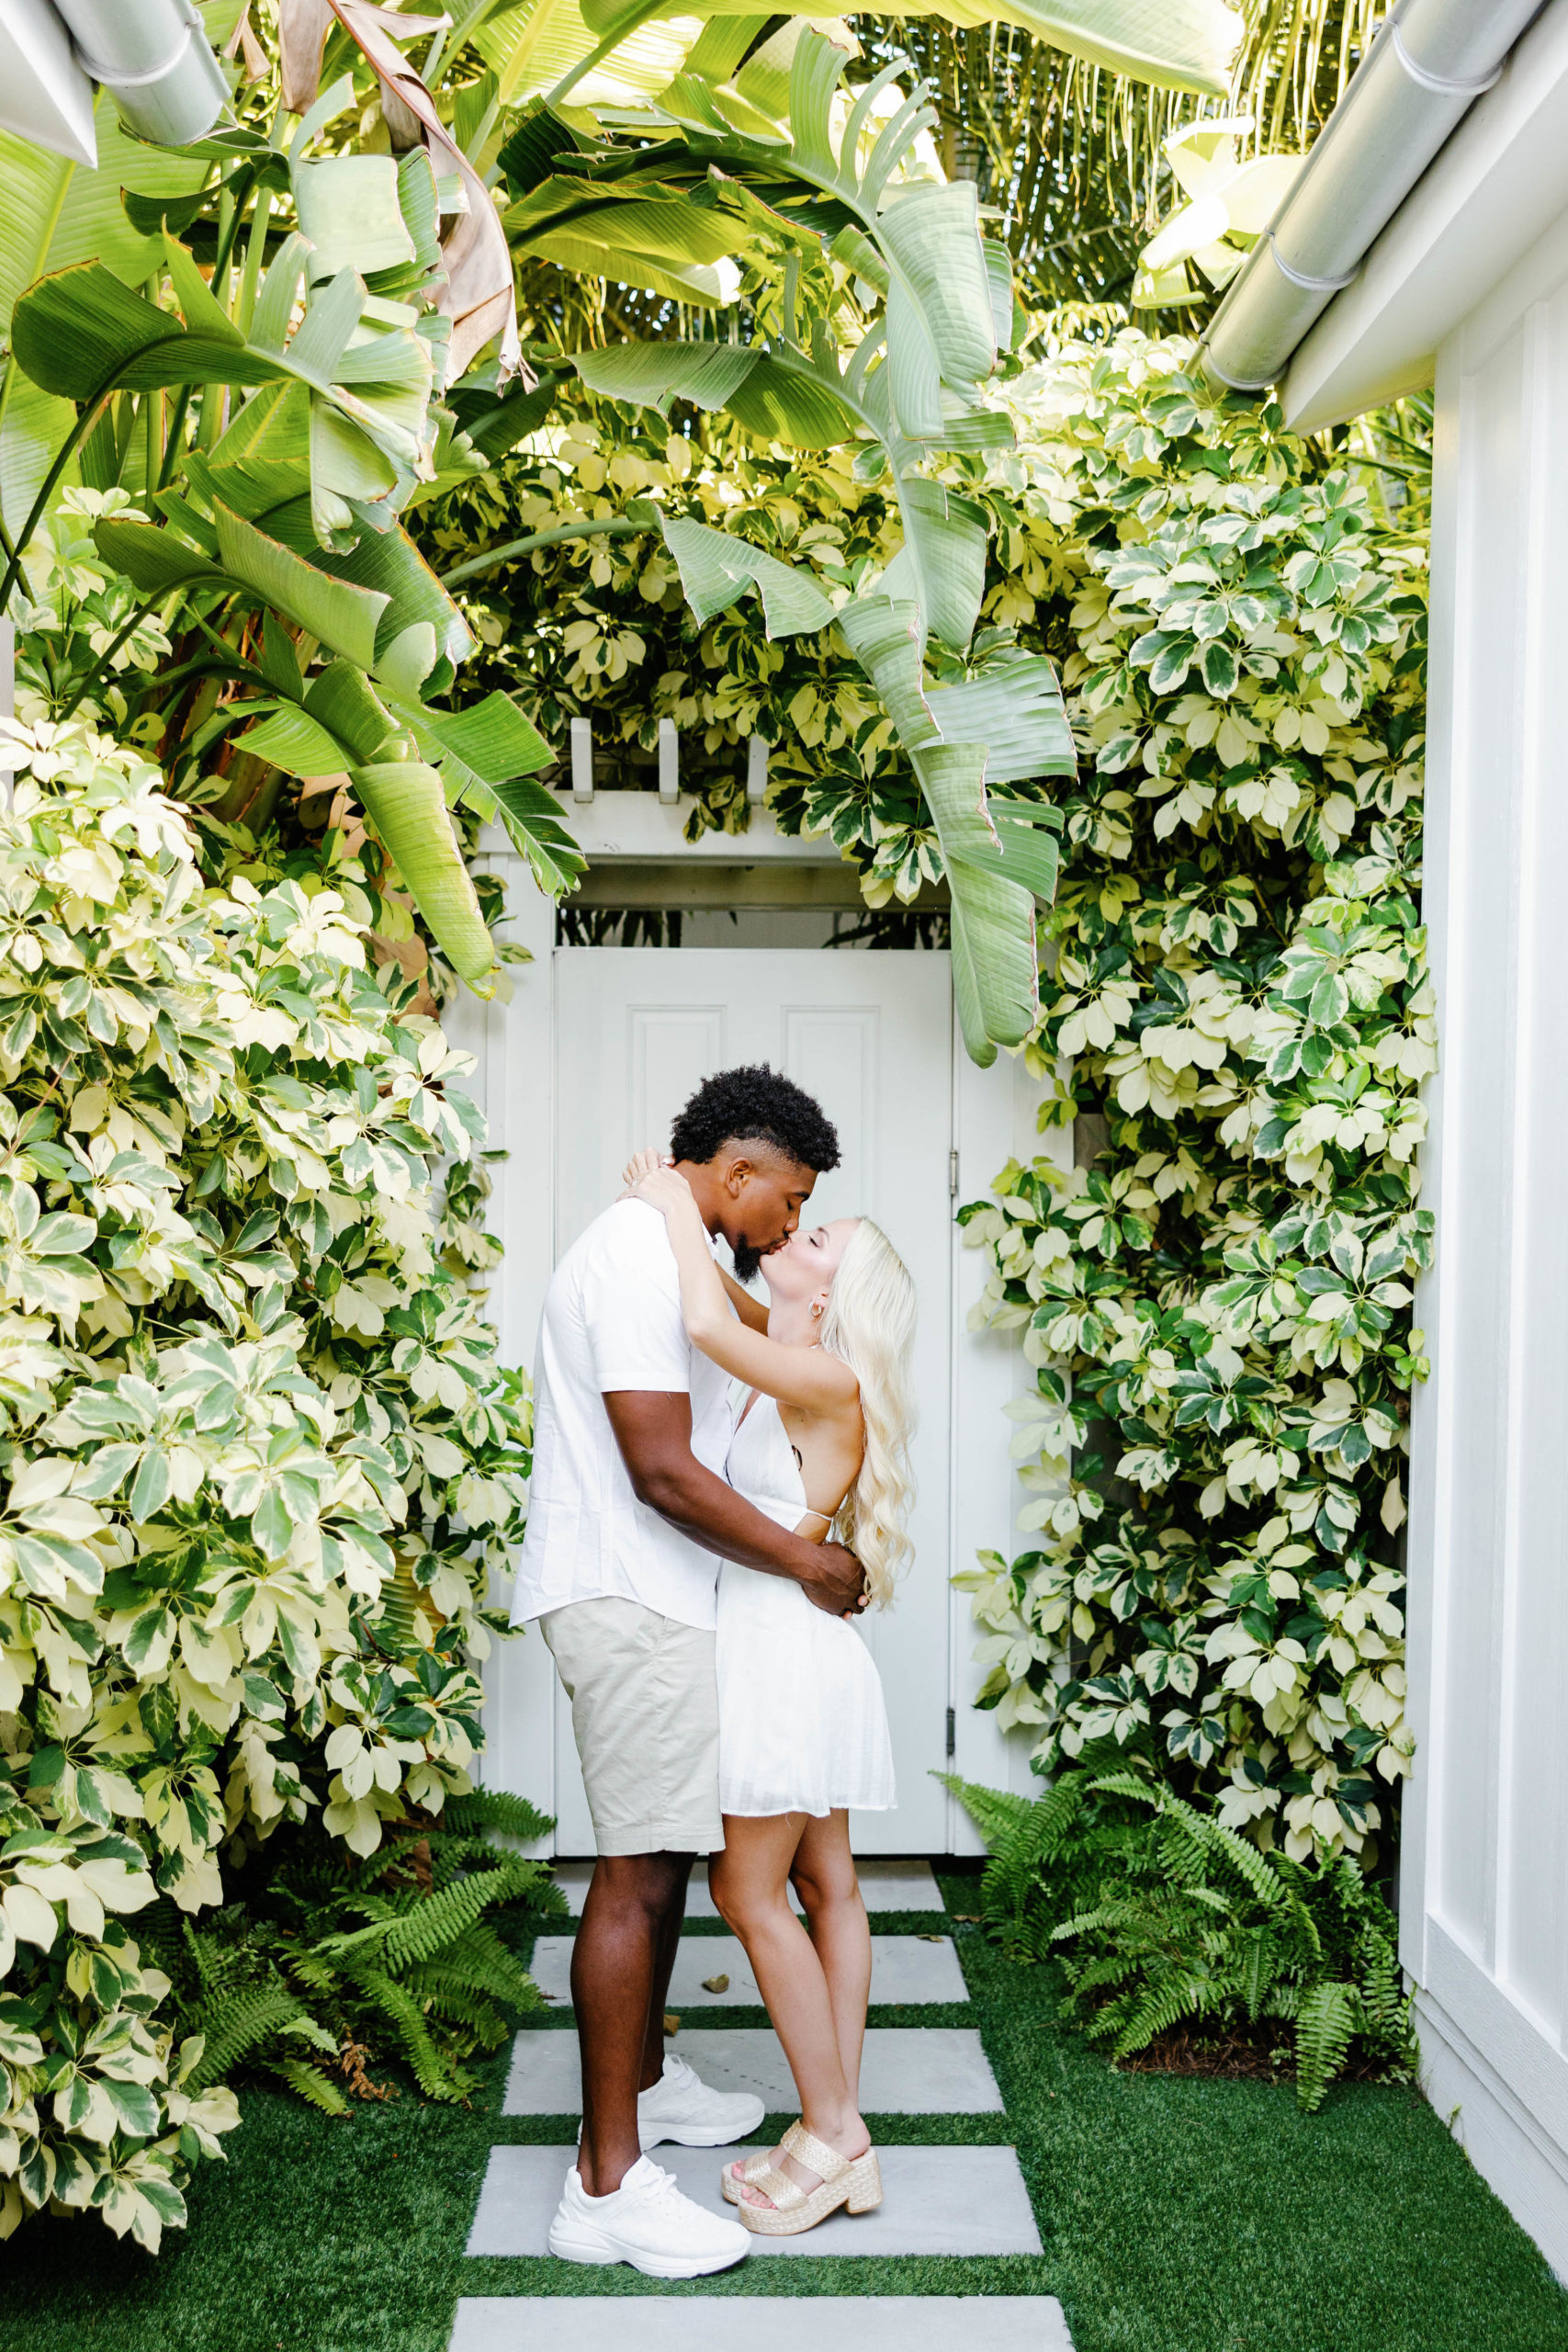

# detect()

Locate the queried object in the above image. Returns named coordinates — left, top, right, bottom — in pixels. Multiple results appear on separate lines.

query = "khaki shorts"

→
left=541, top=1598, right=722, bottom=1856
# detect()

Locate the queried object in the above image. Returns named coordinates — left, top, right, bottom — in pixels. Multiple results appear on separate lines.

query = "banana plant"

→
left=560, top=31, right=1075, bottom=1061
left=0, top=91, right=209, bottom=541
left=464, top=0, right=1241, bottom=117
left=3, top=86, right=578, bottom=989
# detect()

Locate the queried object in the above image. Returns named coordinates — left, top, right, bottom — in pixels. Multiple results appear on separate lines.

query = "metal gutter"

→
left=0, top=0, right=231, bottom=165
left=53, top=0, right=231, bottom=148
left=1200, top=0, right=1550, bottom=393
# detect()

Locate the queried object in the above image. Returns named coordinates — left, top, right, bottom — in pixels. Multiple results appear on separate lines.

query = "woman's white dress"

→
left=716, top=1393, right=897, bottom=1818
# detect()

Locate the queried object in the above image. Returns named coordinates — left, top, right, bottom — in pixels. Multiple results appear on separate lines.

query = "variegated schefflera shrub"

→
left=957, top=334, right=1431, bottom=1867
left=0, top=720, right=528, bottom=2246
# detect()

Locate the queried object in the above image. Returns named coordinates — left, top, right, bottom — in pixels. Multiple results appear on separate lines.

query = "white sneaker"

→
left=637, top=2051, right=766, bottom=2149
left=547, top=2155, right=750, bottom=2278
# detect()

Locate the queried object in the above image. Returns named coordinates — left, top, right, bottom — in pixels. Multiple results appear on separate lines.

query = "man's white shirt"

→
left=512, top=1196, right=736, bottom=1632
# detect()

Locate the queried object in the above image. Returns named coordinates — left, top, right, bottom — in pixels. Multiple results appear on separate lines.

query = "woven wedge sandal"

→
left=733, top=2121, right=883, bottom=2238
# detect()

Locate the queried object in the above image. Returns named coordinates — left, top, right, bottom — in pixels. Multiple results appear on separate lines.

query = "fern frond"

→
left=265, top=2057, right=352, bottom=2115
left=938, top=1770, right=1037, bottom=1851
left=409, top=1976, right=509, bottom=2048
left=1111, top=1972, right=1224, bottom=2058
left=422, top=1921, right=541, bottom=2013
left=186, top=1985, right=310, bottom=2092
left=1294, top=1979, right=1357, bottom=2112
left=444, top=1790, right=556, bottom=1844
left=350, top=1966, right=468, bottom=2101
left=1235, top=1923, right=1283, bottom=2020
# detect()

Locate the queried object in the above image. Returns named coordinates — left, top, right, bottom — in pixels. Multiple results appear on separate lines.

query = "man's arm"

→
left=603, top=1391, right=865, bottom=1616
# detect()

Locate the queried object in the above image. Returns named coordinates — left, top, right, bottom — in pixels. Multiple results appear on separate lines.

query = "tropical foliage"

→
left=0, top=710, right=530, bottom=2243
left=945, top=1758, right=1414, bottom=2110
left=952, top=332, right=1427, bottom=1866
left=153, top=1788, right=559, bottom=2115
left=863, top=0, right=1382, bottom=315
left=0, top=70, right=573, bottom=995
left=0, top=0, right=1252, bottom=1065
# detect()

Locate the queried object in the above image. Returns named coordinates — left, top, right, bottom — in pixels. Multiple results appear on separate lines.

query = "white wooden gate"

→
left=446, top=801, right=1060, bottom=1856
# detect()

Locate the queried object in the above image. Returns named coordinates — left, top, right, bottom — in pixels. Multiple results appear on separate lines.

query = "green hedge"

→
left=0, top=711, right=529, bottom=2245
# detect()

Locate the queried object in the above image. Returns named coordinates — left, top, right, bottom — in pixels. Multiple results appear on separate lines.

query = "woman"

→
left=622, top=1149, right=917, bottom=2239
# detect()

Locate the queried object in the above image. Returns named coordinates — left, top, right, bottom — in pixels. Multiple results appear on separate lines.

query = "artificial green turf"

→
left=3, top=1876, right=1565, bottom=2352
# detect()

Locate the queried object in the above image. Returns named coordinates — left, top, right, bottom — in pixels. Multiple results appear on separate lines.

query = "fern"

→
left=185, top=1986, right=309, bottom=2093
left=265, top=2058, right=351, bottom=2115
left=351, top=1966, right=472, bottom=2101
left=956, top=1763, right=1416, bottom=2110
left=166, top=1815, right=548, bottom=2115
left=423, top=1920, right=542, bottom=2013
left=380, top=1860, right=537, bottom=1968
left=1295, top=1980, right=1358, bottom=2113
left=444, top=1789, right=556, bottom=1846
left=937, top=1772, right=1036, bottom=1856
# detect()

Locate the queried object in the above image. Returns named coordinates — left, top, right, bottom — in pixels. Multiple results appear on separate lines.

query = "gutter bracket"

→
left=1392, top=23, right=1504, bottom=101
left=1268, top=237, right=1360, bottom=295
left=73, top=21, right=193, bottom=86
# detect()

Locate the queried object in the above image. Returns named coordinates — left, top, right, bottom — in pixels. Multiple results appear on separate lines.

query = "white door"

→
left=551, top=946, right=954, bottom=1854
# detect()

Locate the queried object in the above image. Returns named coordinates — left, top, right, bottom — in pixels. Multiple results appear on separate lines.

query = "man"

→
left=513, top=1064, right=863, bottom=2278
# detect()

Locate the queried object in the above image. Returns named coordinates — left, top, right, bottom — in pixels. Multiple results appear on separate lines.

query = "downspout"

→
left=1200, top=0, right=1550, bottom=393
left=51, top=0, right=231, bottom=151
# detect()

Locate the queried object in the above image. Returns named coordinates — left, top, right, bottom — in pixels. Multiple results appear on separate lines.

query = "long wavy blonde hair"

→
left=817, top=1218, right=918, bottom=1610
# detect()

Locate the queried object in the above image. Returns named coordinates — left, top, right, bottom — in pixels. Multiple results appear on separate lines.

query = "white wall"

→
left=444, top=831, right=1056, bottom=1854
left=1406, top=202, right=1568, bottom=2277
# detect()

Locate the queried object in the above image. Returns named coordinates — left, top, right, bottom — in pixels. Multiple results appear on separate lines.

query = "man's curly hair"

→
left=670, top=1064, right=840, bottom=1173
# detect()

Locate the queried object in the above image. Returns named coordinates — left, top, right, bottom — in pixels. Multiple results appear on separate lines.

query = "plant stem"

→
left=235, top=187, right=274, bottom=341
left=0, top=396, right=112, bottom=614
left=437, top=516, right=642, bottom=588
left=57, top=597, right=164, bottom=721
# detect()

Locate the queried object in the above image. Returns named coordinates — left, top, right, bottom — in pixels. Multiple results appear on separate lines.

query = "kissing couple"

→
left=511, top=1063, right=918, bottom=2277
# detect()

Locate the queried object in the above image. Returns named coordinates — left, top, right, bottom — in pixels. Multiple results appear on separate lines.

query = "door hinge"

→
left=945, top=1705, right=956, bottom=1758
left=948, top=1148, right=960, bottom=1199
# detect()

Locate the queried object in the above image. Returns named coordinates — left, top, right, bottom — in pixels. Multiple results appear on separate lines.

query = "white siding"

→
left=1408, top=207, right=1568, bottom=2274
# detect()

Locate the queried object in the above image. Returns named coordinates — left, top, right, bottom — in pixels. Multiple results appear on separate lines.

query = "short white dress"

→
left=716, top=1394, right=897, bottom=1818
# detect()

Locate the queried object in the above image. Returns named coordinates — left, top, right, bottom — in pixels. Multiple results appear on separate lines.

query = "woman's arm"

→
left=618, top=1150, right=777, bottom=1335
left=717, top=1264, right=769, bottom=1333
left=632, top=1166, right=858, bottom=1413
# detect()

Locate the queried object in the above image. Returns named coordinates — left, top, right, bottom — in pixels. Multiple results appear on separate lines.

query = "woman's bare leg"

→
left=789, top=1810, right=871, bottom=2108
left=709, top=1813, right=869, bottom=2205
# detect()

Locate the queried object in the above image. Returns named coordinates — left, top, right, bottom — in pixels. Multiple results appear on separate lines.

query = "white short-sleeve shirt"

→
left=511, top=1197, right=736, bottom=1631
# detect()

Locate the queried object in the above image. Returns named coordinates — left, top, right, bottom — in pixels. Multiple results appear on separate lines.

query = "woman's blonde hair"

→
left=818, top=1218, right=917, bottom=1609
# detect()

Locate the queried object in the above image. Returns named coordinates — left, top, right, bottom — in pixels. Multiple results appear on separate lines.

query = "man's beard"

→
left=732, top=1238, right=765, bottom=1283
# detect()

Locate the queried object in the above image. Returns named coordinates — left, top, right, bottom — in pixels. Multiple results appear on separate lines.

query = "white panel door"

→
left=551, top=947, right=954, bottom=1856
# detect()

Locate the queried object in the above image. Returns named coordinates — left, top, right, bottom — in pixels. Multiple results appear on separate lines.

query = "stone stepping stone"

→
left=466, top=2142, right=1043, bottom=2258
left=552, top=1859, right=940, bottom=1918
left=503, top=2027, right=1003, bottom=2115
left=529, top=1933, right=967, bottom=2010
left=452, top=2296, right=1073, bottom=2349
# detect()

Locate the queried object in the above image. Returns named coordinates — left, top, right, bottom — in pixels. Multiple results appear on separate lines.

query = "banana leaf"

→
left=660, top=514, right=836, bottom=637
left=0, top=95, right=208, bottom=537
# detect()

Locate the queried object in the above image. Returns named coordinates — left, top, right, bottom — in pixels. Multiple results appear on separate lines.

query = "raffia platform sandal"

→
left=732, top=2121, right=883, bottom=2238
left=721, top=2139, right=790, bottom=2205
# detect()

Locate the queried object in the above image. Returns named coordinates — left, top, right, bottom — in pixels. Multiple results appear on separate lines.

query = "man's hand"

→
left=800, top=1539, right=867, bottom=1618
left=604, top=1391, right=870, bottom=1607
